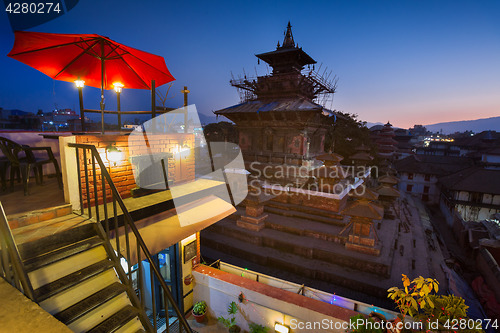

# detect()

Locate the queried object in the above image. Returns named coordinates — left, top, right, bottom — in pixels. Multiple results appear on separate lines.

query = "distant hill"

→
left=0, top=108, right=32, bottom=117
left=366, top=122, right=384, bottom=128
left=425, top=116, right=500, bottom=134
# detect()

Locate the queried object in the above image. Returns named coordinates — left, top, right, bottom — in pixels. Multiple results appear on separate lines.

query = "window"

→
left=424, top=174, right=431, bottom=181
left=277, top=136, right=285, bottom=153
left=470, top=192, right=482, bottom=203
left=423, top=186, right=430, bottom=194
left=406, top=184, right=413, bottom=192
left=408, top=173, right=414, bottom=180
left=266, top=135, right=273, bottom=151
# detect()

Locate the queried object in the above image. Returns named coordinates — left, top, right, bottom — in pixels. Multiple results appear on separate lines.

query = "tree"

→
left=203, top=121, right=238, bottom=144
left=324, top=111, right=375, bottom=160
left=156, top=83, right=175, bottom=111
left=388, top=274, right=484, bottom=332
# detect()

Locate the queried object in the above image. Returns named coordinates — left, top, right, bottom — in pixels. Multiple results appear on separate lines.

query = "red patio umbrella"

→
left=8, top=31, right=175, bottom=133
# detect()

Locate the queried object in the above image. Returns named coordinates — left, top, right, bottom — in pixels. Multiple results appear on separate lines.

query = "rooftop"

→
left=394, top=155, right=474, bottom=176
left=439, top=166, right=500, bottom=195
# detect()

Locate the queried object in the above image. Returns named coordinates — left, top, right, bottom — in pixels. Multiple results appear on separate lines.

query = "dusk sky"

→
left=1, top=0, right=499, bottom=128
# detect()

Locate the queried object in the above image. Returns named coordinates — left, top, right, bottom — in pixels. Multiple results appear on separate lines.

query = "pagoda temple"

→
left=375, top=122, right=398, bottom=160
left=202, top=24, right=418, bottom=306
left=215, top=22, right=338, bottom=185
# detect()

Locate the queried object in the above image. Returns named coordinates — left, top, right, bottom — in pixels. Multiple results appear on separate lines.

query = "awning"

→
left=110, top=195, right=236, bottom=265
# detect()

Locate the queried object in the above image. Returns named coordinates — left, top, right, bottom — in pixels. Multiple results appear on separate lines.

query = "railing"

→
left=218, top=261, right=399, bottom=320
left=68, top=143, right=192, bottom=333
left=0, top=202, right=35, bottom=300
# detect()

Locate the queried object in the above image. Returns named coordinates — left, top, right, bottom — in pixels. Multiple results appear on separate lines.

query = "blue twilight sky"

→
left=0, top=0, right=499, bottom=128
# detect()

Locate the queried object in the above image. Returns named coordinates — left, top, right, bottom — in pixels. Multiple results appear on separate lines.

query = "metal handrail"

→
left=0, top=202, right=35, bottom=300
left=68, top=142, right=192, bottom=333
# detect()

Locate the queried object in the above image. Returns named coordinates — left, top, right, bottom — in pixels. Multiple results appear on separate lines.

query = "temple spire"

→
left=281, top=21, right=295, bottom=49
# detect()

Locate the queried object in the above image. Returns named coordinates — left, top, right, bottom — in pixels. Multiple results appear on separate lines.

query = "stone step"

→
left=205, top=220, right=390, bottom=277
left=7, top=204, right=73, bottom=230
left=265, top=205, right=346, bottom=227
left=266, top=200, right=346, bottom=223
left=264, top=210, right=345, bottom=243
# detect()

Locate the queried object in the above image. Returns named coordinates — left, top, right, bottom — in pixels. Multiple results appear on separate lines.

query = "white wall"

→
left=398, top=172, right=439, bottom=203
left=456, top=204, right=500, bottom=222
left=193, top=270, right=351, bottom=333
left=180, top=234, right=196, bottom=313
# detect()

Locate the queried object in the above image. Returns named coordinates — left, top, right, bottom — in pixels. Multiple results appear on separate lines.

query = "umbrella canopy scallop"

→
left=8, top=31, right=175, bottom=90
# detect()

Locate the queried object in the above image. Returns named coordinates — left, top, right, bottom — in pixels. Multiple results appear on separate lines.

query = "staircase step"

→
left=54, top=282, right=127, bottom=325
left=88, top=305, right=139, bottom=333
left=40, top=269, right=120, bottom=314
left=34, top=259, right=114, bottom=302
left=17, top=221, right=96, bottom=260
left=23, top=236, right=103, bottom=272
left=7, top=203, right=73, bottom=230
left=114, top=318, right=144, bottom=333
left=67, top=292, right=134, bottom=333
left=29, top=245, right=108, bottom=290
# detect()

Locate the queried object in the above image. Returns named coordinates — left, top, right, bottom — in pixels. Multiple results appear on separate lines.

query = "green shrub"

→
left=217, top=301, right=239, bottom=330
left=249, top=322, right=270, bottom=333
left=193, top=301, right=207, bottom=315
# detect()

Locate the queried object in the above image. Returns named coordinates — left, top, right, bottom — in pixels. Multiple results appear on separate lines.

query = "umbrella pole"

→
left=100, top=87, right=105, bottom=134
left=100, top=40, right=105, bottom=134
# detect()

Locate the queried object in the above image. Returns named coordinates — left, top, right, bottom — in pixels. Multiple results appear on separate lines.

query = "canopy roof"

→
left=342, top=200, right=384, bottom=220
left=378, top=174, right=399, bottom=185
left=214, top=98, right=327, bottom=115
left=315, top=152, right=344, bottom=163
left=376, top=185, right=400, bottom=197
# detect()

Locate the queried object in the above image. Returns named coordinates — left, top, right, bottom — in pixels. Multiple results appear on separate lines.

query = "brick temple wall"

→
left=75, top=133, right=195, bottom=207
left=272, top=191, right=347, bottom=213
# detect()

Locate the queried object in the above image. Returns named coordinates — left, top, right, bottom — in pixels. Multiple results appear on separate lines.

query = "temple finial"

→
left=282, top=21, right=295, bottom=48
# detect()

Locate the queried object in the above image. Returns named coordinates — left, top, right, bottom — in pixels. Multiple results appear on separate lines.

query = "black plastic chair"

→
left=0, top=136, right=62, bottom=195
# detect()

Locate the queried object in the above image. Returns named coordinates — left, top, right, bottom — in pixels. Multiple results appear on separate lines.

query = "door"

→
left=156, top=244, right=183, bottom=319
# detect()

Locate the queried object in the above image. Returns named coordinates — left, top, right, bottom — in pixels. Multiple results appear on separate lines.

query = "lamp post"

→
left=75, top=80, right=85, bottom=132
left=181, top=86, right=190, bottom=133
left=113, top=82, right=124, bottom=130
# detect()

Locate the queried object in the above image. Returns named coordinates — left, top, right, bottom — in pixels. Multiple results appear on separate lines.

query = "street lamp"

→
left=75, top=80, right=85, bottom=131
left=113, top=82, right=124, bottom=130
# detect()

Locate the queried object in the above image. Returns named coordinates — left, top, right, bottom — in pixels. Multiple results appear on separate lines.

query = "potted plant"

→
left=249, top=323, right=270, bottom=333
left=217, top=301, right=241, bottom=333
left=192, top=300, right=207, bottom=323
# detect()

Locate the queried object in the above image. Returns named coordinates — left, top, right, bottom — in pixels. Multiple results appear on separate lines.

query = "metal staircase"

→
left=0, top=142, right=193, bottom=333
